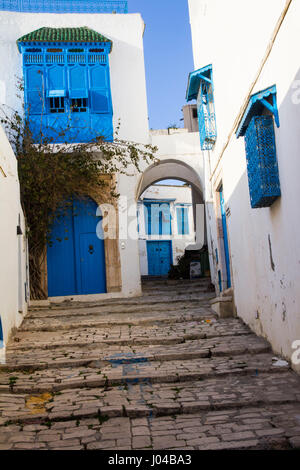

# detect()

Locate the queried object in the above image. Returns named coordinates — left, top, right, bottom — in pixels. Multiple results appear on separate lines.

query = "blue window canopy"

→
left=69, top=89, right=88, bottom=99
left=236, top=85, right=280, bottom=138
left=47, top=89, right=66, bottom=97
left=186, top=64, right=213, bottom=102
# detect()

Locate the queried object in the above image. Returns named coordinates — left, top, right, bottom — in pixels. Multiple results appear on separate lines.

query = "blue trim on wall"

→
left=0, top=317, right=3, bottom=349
left=0, top=1, right=128, bottom=14
left=219, top=187, right=231, bottom=289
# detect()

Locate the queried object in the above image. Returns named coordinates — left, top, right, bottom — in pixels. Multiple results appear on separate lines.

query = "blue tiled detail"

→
left=244, top=116, right=281, bottom=208
left=0, top=1, right=128, bottom=13
left=19, top=41, right=113, bottom=143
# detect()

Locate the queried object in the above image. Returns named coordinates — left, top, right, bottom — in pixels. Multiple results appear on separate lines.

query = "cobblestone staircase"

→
left=0, top=278, right=300, bottom=450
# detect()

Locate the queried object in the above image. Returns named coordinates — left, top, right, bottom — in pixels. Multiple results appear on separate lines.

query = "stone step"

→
left=6, top=318, right=252, bottom=351
left=0, top=334, right=271, bottom=371
left=2, top=402, right=300, bottom=450
left=27, top=301, right=213, bottom=319
left=0, top=372, right=299, bottom=429
left=0, top=353, right=291, bottom=394
left=19, top=310, right=217, bottom=333
left=141, top=277, right=212, bottom=288
left=29, top=294, right=215, bottom=313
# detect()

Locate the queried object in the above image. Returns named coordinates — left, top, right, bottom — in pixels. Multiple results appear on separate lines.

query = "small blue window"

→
left=144, top=203, right=171, bottom=236
left=177, top=207, right=189, bottom=235
left=49, top=96, right=65, bottom=113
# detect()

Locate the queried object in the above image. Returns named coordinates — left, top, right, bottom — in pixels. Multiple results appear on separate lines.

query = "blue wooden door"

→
left=47, top=197, right=106, bottom=296
left=219, top=187, right=231, bottom=289
left=147, top=241, right=172, bottom=276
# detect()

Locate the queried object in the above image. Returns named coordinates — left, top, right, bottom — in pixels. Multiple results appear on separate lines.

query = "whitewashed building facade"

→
left=0, top=124, right=28, bottom=353
left=187, top=0, right=300, bottom=370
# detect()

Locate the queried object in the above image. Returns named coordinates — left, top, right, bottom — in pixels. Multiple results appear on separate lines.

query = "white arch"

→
left=136, top=158, right=204, bottom=201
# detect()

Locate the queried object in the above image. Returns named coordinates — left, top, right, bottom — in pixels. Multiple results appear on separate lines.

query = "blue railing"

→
left=0, top=0, right=128, bottom=13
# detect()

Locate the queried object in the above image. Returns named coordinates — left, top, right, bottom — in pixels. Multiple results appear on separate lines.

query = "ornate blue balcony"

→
left=245, top=116, right=281, bottom=208
left=0, top=0, right=128, bottom=14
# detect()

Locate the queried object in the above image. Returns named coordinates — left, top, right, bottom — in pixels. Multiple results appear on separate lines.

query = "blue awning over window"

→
left=236, top=85, right=280, bottom=138
left=69, top=89, right=88, bottom=99
left=47, top=89, right=66, bottom=97
left=186, top=64, right=213, bottom=102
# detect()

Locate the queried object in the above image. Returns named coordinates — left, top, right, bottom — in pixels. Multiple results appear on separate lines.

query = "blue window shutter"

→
left=89, top=64, right=110, bottom=113
left=161, top=204, right=171, bottom=235
left=177, top=207, right=189, bottom=234
left=90, top=90, right=110, bottom=113
left=25, top=66, right=45, bottom=114
left=177, top=208, right=183, bottom=235
left=183, top=207, right=189, bottom=234
left=47, top=65, right=66, bottom=97
left=68, top=65, right=88, bottom=99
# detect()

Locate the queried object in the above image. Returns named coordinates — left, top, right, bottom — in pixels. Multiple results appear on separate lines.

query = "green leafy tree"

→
left=1, top=97, right=157, bottom=299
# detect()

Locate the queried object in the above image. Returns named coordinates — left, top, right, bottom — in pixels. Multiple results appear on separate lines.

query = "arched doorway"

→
left=47, top=196, right=106, bottom=297
left=136, top=160, right=206, bottom=279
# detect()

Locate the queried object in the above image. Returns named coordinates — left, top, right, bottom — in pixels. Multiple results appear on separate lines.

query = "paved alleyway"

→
left=0, top=278, right=300, bottom=450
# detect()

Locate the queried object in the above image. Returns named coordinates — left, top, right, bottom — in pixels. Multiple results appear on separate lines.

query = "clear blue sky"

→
left=128, top=0, right=194, bottom=130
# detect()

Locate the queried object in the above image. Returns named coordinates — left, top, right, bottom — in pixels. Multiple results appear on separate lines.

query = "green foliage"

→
left=1, top=98, right=157, bottom=299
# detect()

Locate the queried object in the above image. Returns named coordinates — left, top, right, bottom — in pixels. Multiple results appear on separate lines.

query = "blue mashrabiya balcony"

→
left=236, top=85, right=281, bottom=209
left=0, top=1, right=128, bottom=14
left=186, top=64, right=217, bottom=151
left=17, top=27, right=114, bottom=143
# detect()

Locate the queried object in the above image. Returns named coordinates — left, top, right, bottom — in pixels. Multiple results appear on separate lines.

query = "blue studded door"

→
left=147, top=241, right=172, bottom=277
left=47, top=197, right=106, bottom=297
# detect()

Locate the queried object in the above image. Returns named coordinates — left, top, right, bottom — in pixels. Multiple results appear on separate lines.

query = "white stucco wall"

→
left=138, top=184, right=195, bottom=276
left=0, top=124, right=28, bottom=347
left=188, top=0, right=300, bottom=370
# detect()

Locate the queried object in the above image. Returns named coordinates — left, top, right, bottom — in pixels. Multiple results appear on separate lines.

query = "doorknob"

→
left=88, top=245, right=94, bottom=254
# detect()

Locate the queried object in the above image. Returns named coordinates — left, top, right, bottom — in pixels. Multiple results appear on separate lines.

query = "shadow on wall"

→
left=221, top=70, right=300, bottom=364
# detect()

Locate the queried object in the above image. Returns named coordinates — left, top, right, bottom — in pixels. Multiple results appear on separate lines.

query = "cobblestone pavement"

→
left=0, top=278, right=300, bottom=450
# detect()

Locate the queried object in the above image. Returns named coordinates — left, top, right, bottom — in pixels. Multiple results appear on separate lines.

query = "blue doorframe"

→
left=219, top=187, right=231, bottom=289
left=47, top=197, right=106, bottom=297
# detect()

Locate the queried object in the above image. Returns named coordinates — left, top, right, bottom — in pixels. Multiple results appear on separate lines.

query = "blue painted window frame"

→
left=176, top=206, right=189, bottom=235
left=144, top=202, right=172, bottom=236
left=19, top=41, right=113, bottom=143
